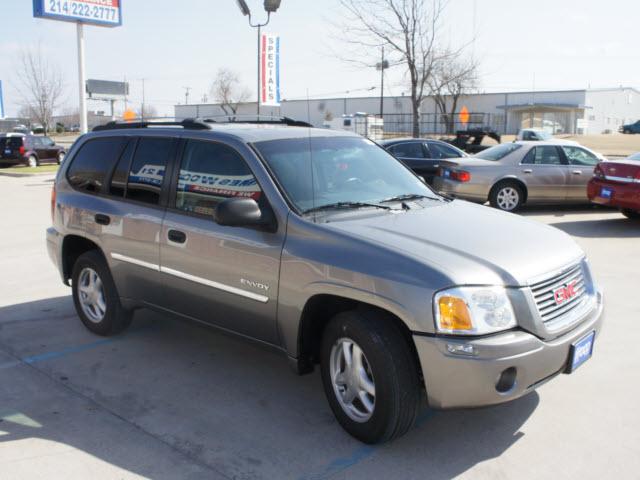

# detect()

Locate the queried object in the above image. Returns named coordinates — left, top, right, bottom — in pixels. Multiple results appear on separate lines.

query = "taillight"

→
left=454, top=170, right=471, bottom=182
left=50, top=185, right=56, bottom=221
left=593, top=165, right=605, bottom=179
left=19, top=146, right=25, bottom=155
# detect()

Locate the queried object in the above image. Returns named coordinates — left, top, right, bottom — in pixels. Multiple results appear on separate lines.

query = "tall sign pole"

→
left=77, top=23, right=87, bottom=133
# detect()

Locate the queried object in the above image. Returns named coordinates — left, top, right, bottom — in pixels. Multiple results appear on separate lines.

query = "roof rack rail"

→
left=198, top=115, right=312, bottom=128
left=92, top=118, right=211, bottom=132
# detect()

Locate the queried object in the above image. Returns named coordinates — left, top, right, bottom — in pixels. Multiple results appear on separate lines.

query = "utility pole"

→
left=183, top=86, right=191, bottom=105
left=376, top=45, right=389, bottom=119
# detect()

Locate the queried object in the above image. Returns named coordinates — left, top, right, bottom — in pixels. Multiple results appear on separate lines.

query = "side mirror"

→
left=213, top=197, right=265, bottom=228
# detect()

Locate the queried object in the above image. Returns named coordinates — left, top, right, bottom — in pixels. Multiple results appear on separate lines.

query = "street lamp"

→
left=236, top=0, right=283, bottom=115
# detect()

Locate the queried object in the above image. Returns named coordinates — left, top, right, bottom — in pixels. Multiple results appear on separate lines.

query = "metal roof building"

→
left=175, top=87, right=640, bottom=136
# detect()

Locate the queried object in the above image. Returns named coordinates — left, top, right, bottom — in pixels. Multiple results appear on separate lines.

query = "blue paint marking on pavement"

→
left=22, top=338, right=114, bottom=365
left=299, top=409, right=437, bottom=480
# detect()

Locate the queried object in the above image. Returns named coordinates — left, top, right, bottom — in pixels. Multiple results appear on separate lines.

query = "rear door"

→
left=159, top=138, right=284, bottom=344
left=41, top=136, right=58, bottom=162
left=65, top=135, right=176, bottom=305
left=520, top=145, right=569, bottom=202
left=387, top=142, right=436, bottom=180
left=31, top=136, right=49, bottom=161
left=561, top=146, right=600, bottom=201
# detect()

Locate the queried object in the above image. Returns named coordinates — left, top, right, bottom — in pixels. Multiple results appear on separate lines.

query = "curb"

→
left=0, top=171, right=58, bottom=178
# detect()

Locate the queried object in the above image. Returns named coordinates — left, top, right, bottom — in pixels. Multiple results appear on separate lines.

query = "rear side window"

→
left=522, top=146, right=563, bottom=165
left=67, top=137, right=126, bottom=193
left=175, top=140, right=260, bottom=217
left=388, top=143, right=424, bottom=158
left=126, top=137, right=173, bottom=205
left=109, top=140, right=136, bottom=197
left=427, top=142, right=463, bottom=159
left=0, top=137, right=23, bottom=149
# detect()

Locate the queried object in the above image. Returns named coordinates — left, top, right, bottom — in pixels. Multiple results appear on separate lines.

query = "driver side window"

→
left=175, top=140, right=261, bottom=217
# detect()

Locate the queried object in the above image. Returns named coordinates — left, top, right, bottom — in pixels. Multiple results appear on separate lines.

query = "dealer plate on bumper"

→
left=567, top=331, right=595, bottom=373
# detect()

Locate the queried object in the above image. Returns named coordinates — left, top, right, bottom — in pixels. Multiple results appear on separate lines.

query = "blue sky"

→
left=1, top=0, right=638, bottom=117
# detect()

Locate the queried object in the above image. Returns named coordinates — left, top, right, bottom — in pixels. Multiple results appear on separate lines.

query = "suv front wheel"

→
left=71, top=251, right=132, bottom=336
left=320, top=309, right=422, bottom=444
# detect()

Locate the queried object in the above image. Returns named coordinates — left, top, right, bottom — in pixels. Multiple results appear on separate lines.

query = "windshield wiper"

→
left=302, top=201, right=392, bottom=215
left=379, top=193, right=439, bottom=203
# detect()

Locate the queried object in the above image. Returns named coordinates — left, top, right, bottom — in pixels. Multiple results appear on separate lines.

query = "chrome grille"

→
left=530, top=263, right=587, bottom=323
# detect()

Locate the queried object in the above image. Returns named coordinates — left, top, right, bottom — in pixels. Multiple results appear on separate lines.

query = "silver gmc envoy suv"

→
left=47, top=119, right=604, bottom=443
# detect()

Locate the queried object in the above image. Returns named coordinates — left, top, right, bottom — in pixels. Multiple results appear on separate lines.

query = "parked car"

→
left=0, top=133, right=66, bottom=167
left=379, top=138, right=467, bottom=184
left=433, top=141, right=604, bottom=212
left=47, top=119, right=603, bottom=444
left=516, top=128, right=578, bottom=144
left=588, top=152, right=640, bottom=219
left=620, top=120, right=640, bottom=134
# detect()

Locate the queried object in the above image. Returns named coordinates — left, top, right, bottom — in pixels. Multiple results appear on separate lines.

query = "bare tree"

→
left=210, top=69, right=251, bottom=116
left=14, top=46, right=65, bottom=135
left=428, top=54, right=479, bottom=133
left=336, top=0, right=451, bottom=137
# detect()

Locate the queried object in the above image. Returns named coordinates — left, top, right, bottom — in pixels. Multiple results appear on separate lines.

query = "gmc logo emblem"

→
left=553, top=280, right=579, bottom=305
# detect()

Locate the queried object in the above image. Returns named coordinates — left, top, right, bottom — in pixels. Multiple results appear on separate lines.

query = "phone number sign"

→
left=33, top=0, right=122, bottom=27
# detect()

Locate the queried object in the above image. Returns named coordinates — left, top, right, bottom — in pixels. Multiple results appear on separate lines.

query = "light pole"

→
left=236, top=0, right=282, bottom=116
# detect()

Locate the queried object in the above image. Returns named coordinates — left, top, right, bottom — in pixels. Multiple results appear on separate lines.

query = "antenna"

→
left=183, top=86, right=192, bottom=105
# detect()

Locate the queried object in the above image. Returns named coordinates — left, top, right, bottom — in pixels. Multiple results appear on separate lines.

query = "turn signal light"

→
left=437, top=296, right=472, bottom=331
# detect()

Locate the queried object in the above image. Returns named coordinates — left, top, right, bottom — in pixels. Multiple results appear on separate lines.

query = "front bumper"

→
left=413, top=294, right=604, bottom=409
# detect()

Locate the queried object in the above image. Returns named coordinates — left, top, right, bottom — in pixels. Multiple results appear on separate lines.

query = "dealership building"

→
left=175, top=86, right=640, bottom=136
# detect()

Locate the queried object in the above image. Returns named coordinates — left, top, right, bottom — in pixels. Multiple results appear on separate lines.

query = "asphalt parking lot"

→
left=1, top=172, right=639, bottom=480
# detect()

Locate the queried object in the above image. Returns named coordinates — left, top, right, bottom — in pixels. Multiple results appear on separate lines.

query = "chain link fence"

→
left=381, top=112, right=505, bottom=138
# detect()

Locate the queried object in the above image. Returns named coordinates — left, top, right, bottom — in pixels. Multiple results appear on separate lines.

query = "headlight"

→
left=434, top=287, right=517, bottom=335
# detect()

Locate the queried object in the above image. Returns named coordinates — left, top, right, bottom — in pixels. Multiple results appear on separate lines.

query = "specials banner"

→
left=260, top=33, right=281, bottom=107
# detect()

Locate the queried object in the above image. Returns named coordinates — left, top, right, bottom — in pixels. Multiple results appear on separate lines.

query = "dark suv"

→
left=621, top=120, right=640, bottom=134
left=0, top=133, right=66, bottom=167
left=47, top=118, right=603, bottom=443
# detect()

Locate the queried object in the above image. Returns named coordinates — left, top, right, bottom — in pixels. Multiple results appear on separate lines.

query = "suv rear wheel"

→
left=320, top=309, right=422, bottom=444
left=27, top=155, right=39, bottom=168
left=490, top=181, right=524, bottom=212
left=57, top=152, right=65, bottom=165
left=71, top=251, right=132, bottom=336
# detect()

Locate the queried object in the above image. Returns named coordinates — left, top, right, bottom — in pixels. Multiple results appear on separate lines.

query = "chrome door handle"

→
left=523, top=169, right=532, bottom=174
left=572, top=170, right=582, bottom=175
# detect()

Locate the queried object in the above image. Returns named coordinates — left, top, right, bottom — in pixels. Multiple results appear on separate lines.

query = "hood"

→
left=325, top=200, right=584, bottom=287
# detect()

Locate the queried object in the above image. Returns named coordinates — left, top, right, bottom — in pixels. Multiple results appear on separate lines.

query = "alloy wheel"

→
left=496, top=187, right=520, bottom=211
left=330, top=338, right=376, bottom=422
left=77, top=267, right=107, bottom=323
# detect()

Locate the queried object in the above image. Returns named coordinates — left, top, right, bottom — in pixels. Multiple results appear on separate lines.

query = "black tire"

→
left=320, top=308, right=423, bottom=444
left=621, top=209, right=640, bottom=220
left=71, top=250, right=132, bottom=336
left=489, top=181, right=525, bottom=212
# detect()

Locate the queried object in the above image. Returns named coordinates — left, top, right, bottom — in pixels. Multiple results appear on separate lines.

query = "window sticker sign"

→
left=33, top=0, right=122, bottom=27
left=261, top=33, right=281, bottom=107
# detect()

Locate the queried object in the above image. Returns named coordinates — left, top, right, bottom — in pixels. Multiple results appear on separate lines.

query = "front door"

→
left=159, top=139, right=284, bottom=344
left=520, top=145, right=568, bottom=202
left=560, top=146, right=600, bottom=201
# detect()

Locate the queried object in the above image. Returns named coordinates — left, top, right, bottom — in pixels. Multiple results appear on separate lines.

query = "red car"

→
left=588, top=153, right=640, bottom=219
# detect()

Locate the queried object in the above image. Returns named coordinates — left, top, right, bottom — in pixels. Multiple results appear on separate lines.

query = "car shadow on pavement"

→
left=0, top=296, right=539, bottom=480
left=548, top=217, right=640, bottom=238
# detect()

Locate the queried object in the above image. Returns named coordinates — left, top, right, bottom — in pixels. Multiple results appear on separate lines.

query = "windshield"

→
left=254, top=136, right=438, bottom=213
left=474, top=143, right=522, bottom=161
